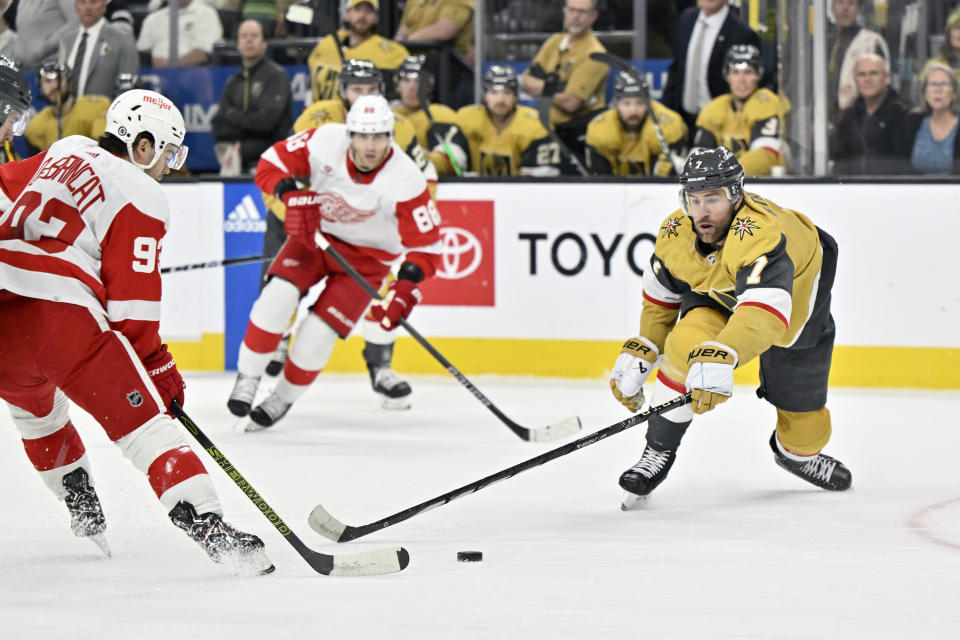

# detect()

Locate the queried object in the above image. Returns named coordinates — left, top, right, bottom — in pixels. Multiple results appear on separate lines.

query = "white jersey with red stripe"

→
left=256, top=124, right=442, bottom=276
left=0, top=135, right=168, bottom=359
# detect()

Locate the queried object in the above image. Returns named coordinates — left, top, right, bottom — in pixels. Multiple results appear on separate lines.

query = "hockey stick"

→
left=160, top=253, right=276, bottom=274
left=308, top=393, right=693, bottom=542
left=170, top=401, right=410, bottom=576
left=534, top=97, right=590, bottom=176
left=589, top=52, right=686, bottom=173
left=314, top=230, right=581, bottom=442
left=416, top=71, right=464, bottom=176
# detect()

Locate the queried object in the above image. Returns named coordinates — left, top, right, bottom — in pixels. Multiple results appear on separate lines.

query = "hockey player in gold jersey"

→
left=392, top=55, right=463, bottom=175
left=585, top=71, right=688, bottom=177
left=433, top=65, right=564, bottom=177
left=306, top=0, right=409, bottom=103
left=609, top=147, right=851, bottom=509
left=264, top=60, right=435, bottom=409
left=25, top=62, right=110, bottom=153
left=693, top=45, right=787, bottom=176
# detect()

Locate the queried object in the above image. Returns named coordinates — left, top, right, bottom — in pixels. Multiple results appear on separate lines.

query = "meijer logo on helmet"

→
left=142, top=95, right=172, bottom=110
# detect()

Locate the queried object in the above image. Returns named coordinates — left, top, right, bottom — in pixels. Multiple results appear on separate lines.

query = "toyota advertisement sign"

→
left=420, top=200, right=495, bottom=306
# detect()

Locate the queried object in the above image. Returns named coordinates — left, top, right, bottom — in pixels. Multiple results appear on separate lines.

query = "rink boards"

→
left=159, top=180, right=960, bottom=389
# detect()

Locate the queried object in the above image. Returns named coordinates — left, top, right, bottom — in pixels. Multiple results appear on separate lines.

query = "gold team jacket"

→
left=584, top=100, right=688, bottom=176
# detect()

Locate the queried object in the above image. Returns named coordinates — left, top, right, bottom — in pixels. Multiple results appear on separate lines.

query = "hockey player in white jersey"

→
left=0, top=84, right=274, bottom=575
left=228, top=94, right=442, bottom=428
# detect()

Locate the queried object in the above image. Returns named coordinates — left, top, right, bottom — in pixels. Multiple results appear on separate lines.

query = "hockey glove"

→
left=685, top=341, right=737, bottom=414
left=541, top=72, right=563, bottom=97
left=143, top=344, right=185, bottom=410
left=282, top=191, right=323, bottom=239
left=609, top=336, right=659, bottom=412
left=370, top=279, right=422, bottom=330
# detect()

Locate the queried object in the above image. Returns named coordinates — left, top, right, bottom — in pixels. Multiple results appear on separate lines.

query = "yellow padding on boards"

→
left=167, top=333, right=960, bottom=388
left=775, top=407, right=831, bottom=456
left=165, top=333, right=225, bottom=371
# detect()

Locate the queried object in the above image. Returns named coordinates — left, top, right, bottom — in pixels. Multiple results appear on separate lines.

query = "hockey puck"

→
left=457, top=551, right=482, bottom=562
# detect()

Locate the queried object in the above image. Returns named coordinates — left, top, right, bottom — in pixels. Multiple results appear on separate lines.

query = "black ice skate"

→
left=264, top=334, right=290, bottom=377
left=248, top=392, right=292, bottom=428
left=769, top=432, right=852, bottom=491
left=169, top=501, right=275, bottom=576
left=619, top=445, right=677, bottom=510
left=62, top=468, right=111, bottom=557
left=368, top=366, right=412, bottom=410
left=227, top=373, right=260, bottom=417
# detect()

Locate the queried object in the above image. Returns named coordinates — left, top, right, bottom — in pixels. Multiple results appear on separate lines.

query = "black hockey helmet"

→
left=397, top=54, right=433, bottom=91
left=114, top=73, right=142, bottom=95
left=679, top=147, right=744, bottom=215
left=613, top=70, right=649, bottom=101
left=483, top=65, right=518, bottom=94
left=37, top=60, right=73, bottom=105
left=339, top=59, right=384, bottom=95
left=0, top=55, right=31, bottom=135
left=724, top=44, right=763, bottom=77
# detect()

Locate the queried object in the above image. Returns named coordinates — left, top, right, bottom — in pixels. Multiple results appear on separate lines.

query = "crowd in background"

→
left=0, top=0, right=957, bottom=177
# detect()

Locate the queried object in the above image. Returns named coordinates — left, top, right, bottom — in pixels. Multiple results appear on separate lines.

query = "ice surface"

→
left=1, top=373, right=958, bottom=639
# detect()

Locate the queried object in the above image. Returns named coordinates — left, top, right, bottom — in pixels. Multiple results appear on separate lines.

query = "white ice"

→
left=1, top=373, right=958, bottom=639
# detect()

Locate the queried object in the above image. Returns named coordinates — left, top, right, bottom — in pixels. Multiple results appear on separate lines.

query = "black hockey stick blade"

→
left=170, top=401, right=409, bottom=576
left=314, top=230, right=582, bottom=442
left=161, top=253, right=276, bottom=274
left=308, top=394, right=692, bottom=542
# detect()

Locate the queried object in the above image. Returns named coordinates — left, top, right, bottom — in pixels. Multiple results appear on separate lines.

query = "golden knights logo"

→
left=730, top=216, right=760, bottom=240
left=660, top=216, right=682, bottom=239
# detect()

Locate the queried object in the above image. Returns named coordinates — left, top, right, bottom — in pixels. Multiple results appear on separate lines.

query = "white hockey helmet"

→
left=345, top=94, right=394, bottom=138
left=105, top=89, right=188, bottom=170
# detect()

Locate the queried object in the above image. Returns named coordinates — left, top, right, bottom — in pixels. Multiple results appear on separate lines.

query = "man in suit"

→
left=660, top=0, right=759, bottom=138
left=55, top=0, right=138, bottom=98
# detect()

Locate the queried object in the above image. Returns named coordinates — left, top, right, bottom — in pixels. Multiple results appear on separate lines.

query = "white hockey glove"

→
left=685, top=341, right=738, bottom=414
left=609, top=336, right=660, bottom=412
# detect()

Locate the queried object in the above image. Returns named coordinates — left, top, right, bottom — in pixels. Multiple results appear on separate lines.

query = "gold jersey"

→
left=584, top=100, right=688, bottom=176
left=307, top=32, right=410, bottom=103
left=641, top=192, right=824, bottom=364
left=264, top=99, right=433, bottom=217
left=25, top=95, right=110, bottom=152
left=530, top=31, right=608, bottom=126
left=399, top=0, right=474, bottom=59
left=394, top=103, right=460, bottom=175
left=693, top=88, right=787, bottom=176
left=441, top=104, right=560, bottom=176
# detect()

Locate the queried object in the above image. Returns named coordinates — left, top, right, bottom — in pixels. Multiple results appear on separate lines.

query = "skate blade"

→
left=380, top=396, right=412, bottom=410
left=87, top=533, right=112, bottom=557
left=620, top=492, right=649, bottom=511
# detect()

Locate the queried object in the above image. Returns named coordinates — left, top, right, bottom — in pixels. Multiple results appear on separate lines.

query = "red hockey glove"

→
left=283, top=191, right=323, bottom=239
left=143, top=344, right=185, bottom=410
left=369, top=279, right=422, bottom=330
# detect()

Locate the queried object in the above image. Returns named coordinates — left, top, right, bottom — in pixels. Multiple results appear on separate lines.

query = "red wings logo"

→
left=314, top=192, right=377, bottom=225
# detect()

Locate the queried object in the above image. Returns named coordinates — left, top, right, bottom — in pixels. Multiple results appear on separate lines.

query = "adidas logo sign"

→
left=224, top=195, right=267, bottom=233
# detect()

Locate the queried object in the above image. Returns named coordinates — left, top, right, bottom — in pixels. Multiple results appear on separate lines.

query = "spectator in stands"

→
left=661, top=0, right=759, bottom=138
left=692, top=44, right=788, bottom=176
left=55, top=0, right=138, bottom=98
left=519, top=0, right=609, bottom=163
left=897, top=62, right=960, bottom=175
left=25, top=61, right=110, bottom=153
left=0, top=1, right=17, bottom=62
left=830, top=52, right=907, bottom=175
left=13, top=0, right=76, bottom=68
left=919, top=7, right=960, bottom=83
left=434, top=65, right=566, bottom=176
left=827, top=0, right=889, bottom=123
left=393, top=54, right=461, bottom=175
left=584, top=71, right=687, bottom=177
left=137, top=0, right=223, bottom=67
left=211, top=18, right=292, bottom=174
left=307, top=0, right=408, bottom=103
left=396, top=0, right=473, bottom=64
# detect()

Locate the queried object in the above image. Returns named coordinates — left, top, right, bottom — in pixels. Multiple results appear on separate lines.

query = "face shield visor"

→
left=163, top=143, right=189, bottom=170
left=1, top=104, right=29, bottom=136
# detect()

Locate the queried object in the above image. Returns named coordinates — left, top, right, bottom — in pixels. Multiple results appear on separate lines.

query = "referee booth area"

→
left=158, top=177, right=960, bottom=390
